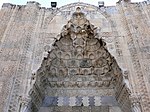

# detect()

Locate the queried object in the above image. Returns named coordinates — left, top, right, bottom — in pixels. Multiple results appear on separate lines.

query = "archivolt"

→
left=45, top=2, right=110, bottom=26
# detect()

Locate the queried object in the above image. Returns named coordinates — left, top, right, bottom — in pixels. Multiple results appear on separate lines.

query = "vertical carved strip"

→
left=5, top=4, right=39, bottom=112
left=0, top=6, right=18, bottom=112
left=117, top=2, right=150, bottom=112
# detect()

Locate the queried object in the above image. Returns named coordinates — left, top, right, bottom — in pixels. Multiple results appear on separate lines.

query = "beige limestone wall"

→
left=0, top=1, right=150, bottom=112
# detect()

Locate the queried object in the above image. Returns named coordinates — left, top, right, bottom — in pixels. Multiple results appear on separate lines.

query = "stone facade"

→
left=0, top=0, right=150, bottom=112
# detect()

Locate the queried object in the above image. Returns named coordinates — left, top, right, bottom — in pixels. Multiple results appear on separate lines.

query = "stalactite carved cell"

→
left=27, top=7, right=132, bottom=112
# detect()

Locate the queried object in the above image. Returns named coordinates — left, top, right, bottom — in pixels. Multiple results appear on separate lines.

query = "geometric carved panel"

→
left=41, top=96, right=118, bottom=107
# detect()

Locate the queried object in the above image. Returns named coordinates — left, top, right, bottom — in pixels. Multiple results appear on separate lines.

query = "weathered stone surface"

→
left=28, top=6, right=130, bottom=112
left=0, top=0, right=150, bottom=112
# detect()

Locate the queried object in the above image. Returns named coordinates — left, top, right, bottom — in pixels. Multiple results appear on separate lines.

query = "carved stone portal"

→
left=26, top=7, right=132, bottom=112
